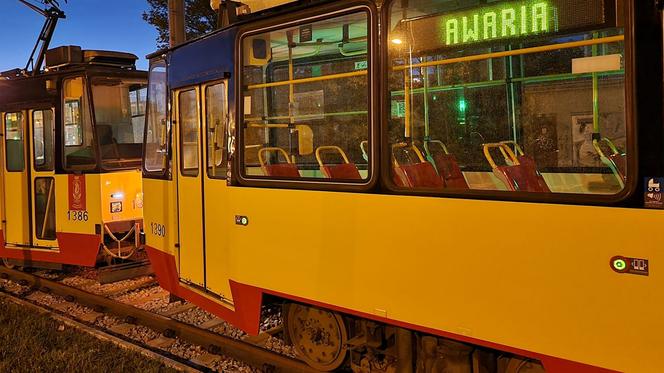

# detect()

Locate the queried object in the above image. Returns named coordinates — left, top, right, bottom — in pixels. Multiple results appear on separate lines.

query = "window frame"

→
left=63, top=99, right=83, bottom=147
left=204, top=80, right=229, bottom=180
left=142, top=59, right=172, bottom=180
left=379, top=0, right=637, bottom=206
left=33, top=176, right=56, bottom=240
left=4, top=111, right=25, bottom=172
left=61, top=74, right=99, bottom=172
left=32, top=108, right=55, bottom=172
left=234, top=1, right=379, bottom=192
left=89, top=76, right=148, bottom=172
left=178, top=87, right=201, bottom=178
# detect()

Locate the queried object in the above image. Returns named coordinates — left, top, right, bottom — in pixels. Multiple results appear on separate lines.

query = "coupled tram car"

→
left=142, top=0, right=662, bottom=372
left=0, top=46, right=148, bottom=268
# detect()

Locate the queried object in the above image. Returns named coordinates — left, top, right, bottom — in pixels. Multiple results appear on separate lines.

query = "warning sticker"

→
left=644, top=177, right=664, bottom=209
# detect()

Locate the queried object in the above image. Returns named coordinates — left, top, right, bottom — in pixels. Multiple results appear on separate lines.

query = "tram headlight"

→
left=111, top=192, right=124, bottom=199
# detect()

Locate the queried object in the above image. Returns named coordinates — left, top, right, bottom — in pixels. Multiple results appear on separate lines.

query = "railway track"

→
left=0, top=266, right=318, bottom=373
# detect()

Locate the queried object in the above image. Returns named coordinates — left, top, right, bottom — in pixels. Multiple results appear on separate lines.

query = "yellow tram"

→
left=0, top=46, right=147, bottom=267
left=143, top=0, right=662, bottom=371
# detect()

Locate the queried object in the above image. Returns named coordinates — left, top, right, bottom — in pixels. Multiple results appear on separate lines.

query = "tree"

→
left=142, top=0, right=217, bottom=49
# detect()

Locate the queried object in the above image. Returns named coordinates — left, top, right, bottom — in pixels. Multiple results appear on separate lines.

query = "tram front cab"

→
left=0, top=46, right=148, bottom=267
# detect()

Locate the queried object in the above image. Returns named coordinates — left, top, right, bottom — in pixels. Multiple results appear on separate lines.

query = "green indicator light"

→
left=613, top=258, right=627, bottom=271
left=458, top=98, right=467, bottom=113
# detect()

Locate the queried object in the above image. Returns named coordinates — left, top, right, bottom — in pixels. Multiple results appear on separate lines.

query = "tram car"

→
left=0, top=46, right=147, bottom=267
left=142, top=0, right=662, bottom=371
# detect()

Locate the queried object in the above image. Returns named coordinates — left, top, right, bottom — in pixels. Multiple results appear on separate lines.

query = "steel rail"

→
left=0, top=290, right=203, bottom=373
left=0, top=267, right=318, bottom=373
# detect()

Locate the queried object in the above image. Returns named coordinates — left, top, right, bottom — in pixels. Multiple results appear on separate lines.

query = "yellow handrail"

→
left=392, top=142, right=426, bottom=163
left=393, top=35, right=624, bottom=71
left=360, top=140, right=369, bottom=161
left=247, top=123, right=290, bottom=128
left=425, top=140, right=449, bottom=157
left=40, top=180, right=55, bottom=239
left=500, top=141, right=525, bottom=157
left=258, top=147, right=292, bottom=167
left=247, top=70, right=367, bottom=90
left=499, top=140, right=524, bottom=165
left=315, top=146, right=350, bottom=169
left=483, top=143, right=521, bottom=169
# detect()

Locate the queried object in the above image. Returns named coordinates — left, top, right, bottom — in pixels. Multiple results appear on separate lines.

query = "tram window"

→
left=205, top=82, right=228, bottom=179
left=91, top=78, right=147, bottom=169
left=5, top=112, right=24, bottom=172
left=34, top=177, right=56, bottom=240
left=144, top=63, right=169, bottom=175
left=33, top=110, right=54, bottom=171
left=64, top=100, right=82, bottom=146
left=240, top=11, right=371, bottom=182
left=179, top=89, right=199, bottom=176
left=387, top=0, right=627, bottom=196
left=63, top=77, right=96, bottom=170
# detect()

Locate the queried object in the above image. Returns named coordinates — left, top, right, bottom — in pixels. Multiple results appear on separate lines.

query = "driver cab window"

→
left=63, top=77, right=96, bottom=170
left=91, top=77, right=147, bottom=169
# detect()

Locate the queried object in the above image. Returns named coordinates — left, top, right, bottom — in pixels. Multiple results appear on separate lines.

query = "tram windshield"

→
left=91, top=78, right=147, bottom=169
left=388, top=0, right=626, bottom=195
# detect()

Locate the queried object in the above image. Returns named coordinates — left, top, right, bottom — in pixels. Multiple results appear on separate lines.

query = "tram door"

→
left=175, top=81, right=232, bottom=300
left=2, top=111, right=30, bottom=246
left=175, top=87, right=206, bottom=288
left=201, top=81, right=232, bottom=301
left=29, top=109, right=57, bottom=247
left=1, top=109, right=57, bottom=248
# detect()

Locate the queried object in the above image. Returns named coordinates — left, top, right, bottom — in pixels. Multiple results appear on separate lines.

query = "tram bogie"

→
left=0, top=46, right=147, bottom=267
left=143, top=0, right=663, bottom=371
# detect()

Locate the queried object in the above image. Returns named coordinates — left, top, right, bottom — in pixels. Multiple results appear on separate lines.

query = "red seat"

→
left=321, top=163, right=362, bottom=180
left=263, top=163, right=300, bottom=178
left=433, top=153, right=469, bottom=190
left=400, top=162, right=445, bottom=188
left=495, top=155, right=550, bottom=192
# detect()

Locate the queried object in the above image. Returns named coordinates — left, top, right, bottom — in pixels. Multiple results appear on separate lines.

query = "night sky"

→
left=0, top=0, right=159, bottom=72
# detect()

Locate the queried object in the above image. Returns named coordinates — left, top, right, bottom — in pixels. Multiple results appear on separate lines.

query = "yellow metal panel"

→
left=206, top=188, right=664, bottom=372
left=143, top=178, right=179, bottom=260
left=203, top=176, right=233, bottom=300
left=3, top=170, right=29, bottom=245
left=100, top=170, right=143, bottom=223
left=148, top=166, right=663, bottom=371
left=55, top=174, right=101, bottom=235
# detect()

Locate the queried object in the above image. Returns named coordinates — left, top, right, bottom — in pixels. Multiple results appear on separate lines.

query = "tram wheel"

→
left=1, top=257, right=14, bottom=269
left=285, top=303, right=348, bottom=371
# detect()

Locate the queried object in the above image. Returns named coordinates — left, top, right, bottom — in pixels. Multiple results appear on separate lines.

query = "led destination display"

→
left=392, top=0, right=616, bottom=50
left=442, top=1, right=552, bottom=46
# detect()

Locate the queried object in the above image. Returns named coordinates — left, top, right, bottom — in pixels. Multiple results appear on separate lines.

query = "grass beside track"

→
left=0, top=298, right=178, bottom=373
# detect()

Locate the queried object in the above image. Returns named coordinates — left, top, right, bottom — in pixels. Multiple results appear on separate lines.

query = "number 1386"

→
left=67, top=210, right=89, bottom=221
